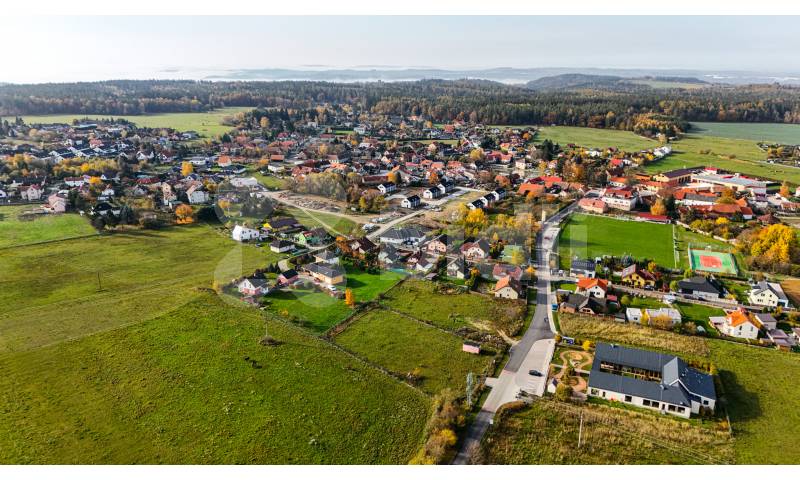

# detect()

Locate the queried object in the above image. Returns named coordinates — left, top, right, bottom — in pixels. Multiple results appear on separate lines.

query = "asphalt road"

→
left=452, top=203, right=576, bottom=465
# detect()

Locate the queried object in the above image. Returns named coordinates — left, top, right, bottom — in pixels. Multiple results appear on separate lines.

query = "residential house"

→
left=349, top=237, right=378, bottom=256
left=766, top=328, right=796, bottom=351
left=19, top=184, right=43, bottom=201
left=447, top=256, right=469, bottom=279
left=423, top=187, right=441, bottom=199
left=748, top=281, right=790, bottom=308
left=588, top=343, right=716, bottom=419
left=186, top=184, right=210, bottom=204
left=231, top=225, right=261, bottom=242
left=576, top=278, right=609, bottom=299
left=277, top=269, right=299, bottom=285
left=570, top=258, right=597, bottom=278
left=314, top=249, right=340, bottom=265
left=401, top=195, right=421, bottom=209
left=238, top=277, right=269, bottom=296
left=47, top=193, right=67, bottom=213
left=620, top=264, right=656, bottom=288
left=626, top=308, right=681, bottom=326
left=304, top=262, right=346, bottom=285
left=601, top=188, right=637, bottom=211
left=712, top=309, right=760, bottom=340
left=294, top=228, right=328, bottom=246
left=380, top=227, right=426, bottom=247
left=377, top=182, right=396, bottom=195
left=754, top=312, right=778, bottom=330
left=263, top=216, right=301, bottom=232
left=460, top=238, right=491, bottom=260
left=578, top=197, right=608, bottom=214
left=494, top=276, right=523, bottom=300
left=492, top=263, right=524, bottom=282
left=270, top=239, right=295, bottom=253
left=560, top=293, right=607, bottom=315
left=678, top=276, right=724, bottom=301
left=426, top=234, right=450, bottom=255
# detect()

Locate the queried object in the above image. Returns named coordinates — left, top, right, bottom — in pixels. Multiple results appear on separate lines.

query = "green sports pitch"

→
left=688, top=247, right=738, bottom=275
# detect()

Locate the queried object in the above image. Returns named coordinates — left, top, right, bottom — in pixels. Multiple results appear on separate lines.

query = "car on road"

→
left=528, top=370, right=542, bottom=377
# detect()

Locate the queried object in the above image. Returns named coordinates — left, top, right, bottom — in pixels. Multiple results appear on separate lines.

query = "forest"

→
left=2, top=79, right=800, bottom=133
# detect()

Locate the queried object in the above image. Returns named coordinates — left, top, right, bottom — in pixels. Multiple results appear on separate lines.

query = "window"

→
left=677, top=407, right=685, bottom=413
left=651, top=401, right=660, bottom=409
left=643, top=399, right=651, bottom=407
left=668, top=405, right=676, bottom=412
left=703, top=400, right=709, bottom=405
left=602, top=391, right=606, bottom=398
left=590, top=389, right=599, bottom=396
left=624, top=395, right=632, bottom=403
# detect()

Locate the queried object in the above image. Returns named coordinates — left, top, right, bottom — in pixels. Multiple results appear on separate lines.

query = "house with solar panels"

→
left=587, top=343, right=716, bottom=418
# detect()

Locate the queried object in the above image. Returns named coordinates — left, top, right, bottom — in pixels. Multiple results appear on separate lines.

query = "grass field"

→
left=333, top=308, right=494, bottom=395
left=12, top=107, right=250, bottom=138
left=0, top=205, right=95, bottom=248
left=280, top=206, right=361, bottom=237
left=482, top=400, right=732, bottom=464
left=0, top=293, right=429, bottom=464
left=263, top=266, right=404, bottom=333
left=537, top=126, right=657, bottom=151
left=629, top=79, right=709, bottom=90
left=558, top=214, right=675, bottom=269
left=709, top=340, right=800, bottom=464
left=690, top=122, right=800, bottom=144
left=0, top=223, right=282, bottom=354
left=559, top=314, right=709, bottom=357
left=380, top=279, right=527, bottom=336
left=674, top=302, right=724, bottom=336
left=780, top=278, right=800, bottom=306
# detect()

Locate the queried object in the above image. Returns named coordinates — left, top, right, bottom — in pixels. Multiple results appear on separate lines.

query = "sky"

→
left=3, top=16, right=800, bottom=83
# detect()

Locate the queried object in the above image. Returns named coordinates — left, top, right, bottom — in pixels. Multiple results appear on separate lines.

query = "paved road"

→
left=452, top=203, right=576, bottom=465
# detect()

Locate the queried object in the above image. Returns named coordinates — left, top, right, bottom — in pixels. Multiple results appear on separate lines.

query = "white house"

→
left=270, top=239, right=294, bottom=253
left=712, top=309, right=760, bottom=340
left=377, top=182, right=396, bottom=195
left=748, top=281, right=790, bottom=308
left=186, top=185, right=210, bottom=205
left=423, top=188, right=441, bottom=199
left=494, top=277, right=522, bottom=300
left=238, top=277, right=268, bottom=296
left=401, top=195, right=421, bottom=209
left=232, top=225, right=261, bottom=242
left=19, top=185, right=43, bottom=201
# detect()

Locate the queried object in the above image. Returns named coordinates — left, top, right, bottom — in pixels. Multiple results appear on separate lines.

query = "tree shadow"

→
left=718, top=369, right=762, bottom=423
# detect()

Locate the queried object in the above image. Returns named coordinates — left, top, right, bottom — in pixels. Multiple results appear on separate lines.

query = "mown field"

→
left=380, top=279, right=527, bottom=336
left=558, top=314, right=800, bottom=464
left=0, top=223, right=282, bottom=354
left=262, top=266, right=404, bottom=333
left=482, top=400, right=732, bottom=465
left=537, top=126, right=657, bottom=151
left=333, top=308, right=493, bottom=394
left=558, top=213, right=675, bottom=269
left=690, top=122, right=800, bottom=144
left=13, top=107, right=250, bottom=138
left=0, top=294, right=430, bottom=464
left=280, top=206, right=362, bottom=237
left=0, top=205, right=96, bottom=248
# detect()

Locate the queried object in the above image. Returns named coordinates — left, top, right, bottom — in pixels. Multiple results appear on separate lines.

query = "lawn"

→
left=333, top=308, right=494, bottom=395
left=250, top=169, right=288, bottom=190
left=482, top=400, right=732, bottom=465
left=709, top=340, right=800, bottom=464
left=690, top=122, right=800, bottom=144
left=14, top=107, right=251, bottom=138
left=0, top=205, right=96, bottom=248
left=558, top=213, right=675, bottom=269
left=675, top=302, right=725, bottom=336
left=0, top=293, right=430, bottom=464
left=262, top=266, right=404, bottom=333
left=0, top=223, right=283, bottom=354
left=380, top=279, right=527, bottom=336
left=537, top=126, right=658, bottom=151
left=280, top=206, right=361, bottom=237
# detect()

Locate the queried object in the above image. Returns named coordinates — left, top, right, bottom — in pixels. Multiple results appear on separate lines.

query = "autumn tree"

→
left=181, top=161, right=194, bottom=177
left=650, top=198, right=667, bottom=216
left=429, top=171, right=439, bottom=186
left=175, top=204, right=194, bottom=224
left=387, top=171, right=399, bottom=184
left=780, top=181, right=791, bottom=198
left=344, top=288, right=355, bottom=307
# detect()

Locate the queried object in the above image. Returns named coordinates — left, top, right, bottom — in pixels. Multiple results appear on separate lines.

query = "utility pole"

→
left=577, top=412, right=584, bottom=448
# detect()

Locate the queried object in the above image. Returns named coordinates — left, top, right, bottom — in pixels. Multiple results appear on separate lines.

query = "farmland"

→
left=690, top=122, right=800, bottom=144
left=12, top=107, right=251, bottom=138
left=380, top=279, right=527, bottom=336
left=558, top=214, right=675, bottom=269
left=0, top=205, right=96, bottom=248
left=482, top=400, right=732, bottom=464
left=0, top=223, right=282, bottom=354
left=537, top=126, right=657, bottom=151
left=333, top=308, right=494, bottom=394
left=0, top=293, right=430, bottom=464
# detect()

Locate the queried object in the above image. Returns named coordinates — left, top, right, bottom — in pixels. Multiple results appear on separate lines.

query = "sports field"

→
left=558, top=214, right=675, bottom=269
left=689, top=248, right=737, bottom=275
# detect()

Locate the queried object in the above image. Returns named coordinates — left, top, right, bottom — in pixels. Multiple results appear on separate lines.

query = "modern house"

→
left=570, top=258, right=597, bottom=278
left=678, top=275, right=724, bottom=301
left=401, top=195, right=421, bottom=209
left=304, top=262, right=346, bottom=285
left=447, top=256, right=469, bottom=279
left=560, top=293, right=607, bottom=315
left=620, top=264, right=656, bottom=288
left=576, top=277, right=609, bottom=299
left=711, top=308, right=760, bottom=339
left=270, top=239, right=295, bottom=253
left=232, top=225, right=261, bottom=242
left=588, top=343, right=716, bottom=419
left=314, top=249, right=340, bottom=265
left=460, top=239, right=491, bottom=260
left=238, top=277, right=269, bottom=296
left=494, top=276, right=523, bottom=300
left=379, top=226, right=426, bottom=247
left=748, top=281, right=790, bottom=308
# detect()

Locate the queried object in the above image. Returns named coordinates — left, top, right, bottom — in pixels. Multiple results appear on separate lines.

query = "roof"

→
left=577, top=277, right=608, bottom=291
left=589, top=343, right=716, bottom=404
left=751, top=281, right=789, bottom=303
left=678, top=276, right=722, bottom=295
left=315, top=249, right=339, bottom=260
left=726, top=309, right=756, bottom=328
left=305, top=262, right=345, bottom=278
left=571, top=258, right=596, bottom=272
left=495, top=276, right=522, bottom=293
left=621, top=264, right=656, bottom=282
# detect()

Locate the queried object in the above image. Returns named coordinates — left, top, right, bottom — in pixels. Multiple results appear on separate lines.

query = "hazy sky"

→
left=4, top=16, right=799, bottom=83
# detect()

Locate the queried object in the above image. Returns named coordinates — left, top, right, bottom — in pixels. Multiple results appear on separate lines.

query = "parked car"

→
left=528, top=370, right=542, bottom=377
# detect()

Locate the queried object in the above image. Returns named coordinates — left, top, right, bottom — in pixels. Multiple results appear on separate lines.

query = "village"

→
left=3, top=104, right=800, bottom=465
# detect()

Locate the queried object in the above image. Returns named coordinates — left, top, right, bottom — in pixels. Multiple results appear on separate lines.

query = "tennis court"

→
left=688, top=248, right=738, bottom=275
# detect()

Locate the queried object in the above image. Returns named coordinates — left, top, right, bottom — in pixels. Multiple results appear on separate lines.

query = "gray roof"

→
left=315, top=249, right=339, bottom=260
left=305, top=262, right=345, bottom=278
left=571, top=258, right=596, bottom=271
left=589, top=343, right=716, bottom=405
left=678, top=276, right=723, bottom=295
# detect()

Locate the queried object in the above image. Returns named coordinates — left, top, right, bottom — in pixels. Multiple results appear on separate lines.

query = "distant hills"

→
left=203, top=67, right=800, bottom=86
left=525, top=74, right=710, bottom=91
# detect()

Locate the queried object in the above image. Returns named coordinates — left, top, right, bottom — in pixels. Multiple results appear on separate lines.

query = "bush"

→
left=554, top=382, right=573, bottom=402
